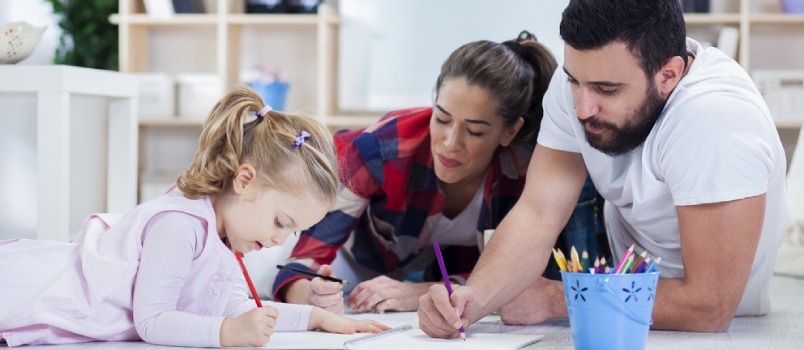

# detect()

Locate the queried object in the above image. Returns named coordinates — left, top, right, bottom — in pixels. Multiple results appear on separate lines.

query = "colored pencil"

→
left=276, top=264, right=349, bottom=284
left=604, top=265, right=611, bottom=274
left=619, top=255, right=635, bottom=275
left=571, top=246, right=582, bottom=273
left=593, top=256, right=600, bottom=274
left=635, top=257, right=650, bottom=274
left=581, top=251, right=590, bottom=272
left=614, top=244, right=635, bottom=274
left=552, top=248, right=567, bottom=272
left=434, top=243, right=466, bottom=341
left=630, top=251, right=648, bottom=274
left=235, top=251, right=262, bottom=307
left=645, top=256, right=662, bottom=273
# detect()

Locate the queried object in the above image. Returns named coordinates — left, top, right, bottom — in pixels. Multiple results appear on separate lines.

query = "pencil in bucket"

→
left=555, top=246, right=661, bottom=350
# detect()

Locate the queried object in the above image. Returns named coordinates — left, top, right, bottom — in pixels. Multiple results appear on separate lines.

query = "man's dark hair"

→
left=559, top=0, right=687, bottom=77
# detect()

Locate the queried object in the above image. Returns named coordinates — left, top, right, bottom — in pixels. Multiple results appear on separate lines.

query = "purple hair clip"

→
left=256, top=105, right=272, bottom=118
left=294, top=130, right=310, bottom=149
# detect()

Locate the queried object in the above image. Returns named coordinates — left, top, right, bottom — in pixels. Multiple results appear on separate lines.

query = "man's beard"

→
left=579, top=84, right=666, bottom=156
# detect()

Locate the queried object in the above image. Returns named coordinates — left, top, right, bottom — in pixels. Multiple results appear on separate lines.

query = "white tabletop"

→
left=5, top=275, right=802, bottom=349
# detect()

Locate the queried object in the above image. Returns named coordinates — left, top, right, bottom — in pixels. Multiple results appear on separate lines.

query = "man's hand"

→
left=348, top=276, right=435, bottom=313
left=497, top=277, right=566, bottom=325
left=417, top=284, right=477, bottom=338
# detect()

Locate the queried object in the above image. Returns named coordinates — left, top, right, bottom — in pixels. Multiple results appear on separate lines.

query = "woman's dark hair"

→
left=559, top=0, right=687, bottom=77
left=435, top=31, right=557, bottom=145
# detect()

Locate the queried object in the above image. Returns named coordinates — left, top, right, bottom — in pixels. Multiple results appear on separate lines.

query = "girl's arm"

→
left=224, top=278, right=314, bottom=332
left=132, top=212, right=226, bottom=347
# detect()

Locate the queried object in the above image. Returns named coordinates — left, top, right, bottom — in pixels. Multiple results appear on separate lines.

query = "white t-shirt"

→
left=428, top=179, right=485, bottom=247
left=537, top=38, right=786, bottom=316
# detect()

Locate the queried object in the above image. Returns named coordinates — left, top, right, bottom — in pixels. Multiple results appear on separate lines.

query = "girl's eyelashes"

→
left=274, top=217, right=286, bottom=230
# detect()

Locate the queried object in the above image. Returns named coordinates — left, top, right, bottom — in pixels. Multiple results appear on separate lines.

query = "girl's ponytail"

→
left=178, top=88, right=264, bottom=199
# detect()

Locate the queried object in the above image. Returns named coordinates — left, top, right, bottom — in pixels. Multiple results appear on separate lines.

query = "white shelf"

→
left=683, top=13, right=741, bottom=24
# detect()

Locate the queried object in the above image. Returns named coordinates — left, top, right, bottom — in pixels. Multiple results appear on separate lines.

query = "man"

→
left=418, top=0, right=786, bottom=335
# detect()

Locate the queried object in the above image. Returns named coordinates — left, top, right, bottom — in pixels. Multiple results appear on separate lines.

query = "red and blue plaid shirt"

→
left=273, top=107, right=597, bottom=300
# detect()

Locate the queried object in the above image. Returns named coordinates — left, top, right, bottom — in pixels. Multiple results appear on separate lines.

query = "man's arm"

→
left=463, top=144, right=589, bottom=322
left=652, top=194, right=765, bottom=332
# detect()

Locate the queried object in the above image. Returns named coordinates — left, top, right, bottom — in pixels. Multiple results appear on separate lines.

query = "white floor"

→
left=5, top=275, right=803, bottom=349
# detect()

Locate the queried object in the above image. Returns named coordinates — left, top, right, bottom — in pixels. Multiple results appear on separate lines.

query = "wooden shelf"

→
left=139, top=118, right=205, bottom=126
left=110, top=14, right=218, bottom=25
left=140, top=115, right=382, bottom=129
left=227, top=14, right=339, bottom=26
left=109, top=13, right=339, bottom=26
left=775, top=120, right=804, bottom=129
left=683, top=13, right=741, bottom=24
left=750, top=14, right=804, bottom=24
left=323, top=115, right=382, bottom=129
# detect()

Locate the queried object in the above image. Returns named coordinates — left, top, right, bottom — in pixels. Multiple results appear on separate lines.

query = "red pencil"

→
left=235, top=251, right=262, bottom=307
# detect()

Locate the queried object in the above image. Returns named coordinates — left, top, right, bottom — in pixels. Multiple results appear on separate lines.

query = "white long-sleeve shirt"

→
left=133, top=212, right=313, bottom=347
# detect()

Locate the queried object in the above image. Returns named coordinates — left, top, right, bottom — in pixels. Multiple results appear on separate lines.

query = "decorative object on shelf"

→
left=287, top=0, right=321, bottom=13
left=752, top=70, right=804, bottom=122
left=243, top=65, right=290, bottom=111
left=781, top=0, right=804, bottom=14
left=136, top=73, right=176, bottom=119
left=143, top=0, right=174, bottom=18
left=0, top=22, right=46, bottom=64
left=716, top=26, right=739, bottom=60
left=176, top=73, right=222, bottom=119
left=46, top=0, right=119, bottom=70
left=246, top=0, right=287, bottom=13
left=681, top=0, right=709, bottom=13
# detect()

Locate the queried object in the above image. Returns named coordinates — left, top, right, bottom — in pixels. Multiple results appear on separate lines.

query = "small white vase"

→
left=1, top=21, right=47, bottom=64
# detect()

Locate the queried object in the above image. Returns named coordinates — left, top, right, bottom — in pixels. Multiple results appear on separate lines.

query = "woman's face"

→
left=431, top=78, right=522, bottom=186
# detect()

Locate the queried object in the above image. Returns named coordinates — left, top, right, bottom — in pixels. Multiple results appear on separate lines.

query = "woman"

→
left=272, top=31, right=599, bottom=314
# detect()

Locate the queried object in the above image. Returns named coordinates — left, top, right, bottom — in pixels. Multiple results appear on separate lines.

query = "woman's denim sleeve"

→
left=544, top=177, right=599, bottom=280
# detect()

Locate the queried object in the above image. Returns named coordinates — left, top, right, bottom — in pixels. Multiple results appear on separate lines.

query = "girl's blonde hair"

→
left=178, top=86, right=338, bottom=202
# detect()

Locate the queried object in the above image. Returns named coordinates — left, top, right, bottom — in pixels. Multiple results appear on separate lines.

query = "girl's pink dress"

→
left=0, top=187, right=312, bottom=347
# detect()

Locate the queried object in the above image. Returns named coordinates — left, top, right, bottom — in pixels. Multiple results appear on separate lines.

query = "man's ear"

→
left=232, top=163, right=257, bottom=195
left=656, top=55, right=686, bottom=99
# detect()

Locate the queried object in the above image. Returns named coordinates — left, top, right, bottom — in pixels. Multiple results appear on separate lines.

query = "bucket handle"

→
left=598, top=277, right=654, bottom=326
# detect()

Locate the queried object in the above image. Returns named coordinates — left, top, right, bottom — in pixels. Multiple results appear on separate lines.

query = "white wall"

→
left=338, top=0, right=570, bottom=111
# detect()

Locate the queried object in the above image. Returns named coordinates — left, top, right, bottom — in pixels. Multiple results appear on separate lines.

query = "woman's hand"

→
left=283, top=264, right=345, bottom=314
left=348, top=276, right=436, bottom=313
left=220, top=306, right=278, bottom=347
left=308, top=307, right=391, bottom=334
left=307, top=265, right=345, bottom=314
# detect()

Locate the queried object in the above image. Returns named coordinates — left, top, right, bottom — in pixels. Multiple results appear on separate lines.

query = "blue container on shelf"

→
left=782, top=0, right=804, bottom=14
left=248, top=80, right=290, bottom=111
left=561, top=271, right=660, bottom=350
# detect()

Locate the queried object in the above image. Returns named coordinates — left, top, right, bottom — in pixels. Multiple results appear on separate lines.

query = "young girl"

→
left=0, top=87, right=388, bottom=347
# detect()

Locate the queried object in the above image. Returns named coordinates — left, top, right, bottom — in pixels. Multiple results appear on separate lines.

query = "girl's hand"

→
left=348, top=276, right=436, bottom=313
left=308, top=307, right=391, bottom=334
left=220, top=306, right=278, bottom=347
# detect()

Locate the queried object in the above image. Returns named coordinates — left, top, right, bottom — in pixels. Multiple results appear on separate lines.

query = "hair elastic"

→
left=256, top=105, right=272, bottom=118
left=294, top=130, right=310, bottom=149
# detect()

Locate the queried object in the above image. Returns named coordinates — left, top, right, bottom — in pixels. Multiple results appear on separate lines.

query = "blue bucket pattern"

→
left=561, top=271, right=660, bottom=350
left=248, top=80, right=290, bottom=112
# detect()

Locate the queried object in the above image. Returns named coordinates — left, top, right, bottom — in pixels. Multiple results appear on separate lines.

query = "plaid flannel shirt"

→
left=273, top=107, right=597, bottom=300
